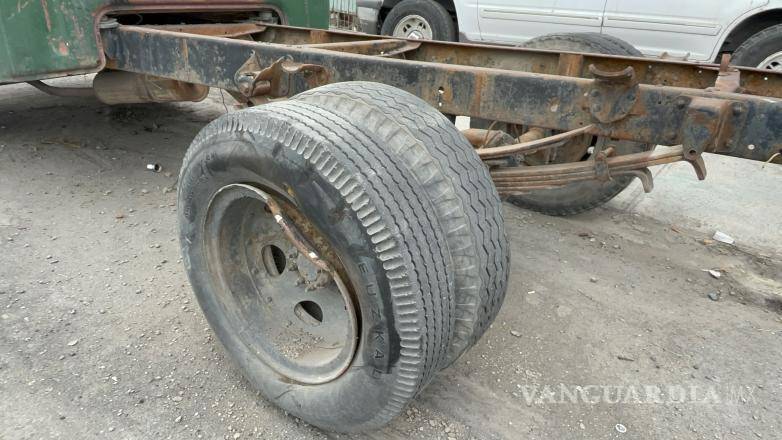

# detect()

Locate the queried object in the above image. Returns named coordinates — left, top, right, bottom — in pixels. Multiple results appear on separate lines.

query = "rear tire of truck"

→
left=292, top=81, right=510, bottom=367
left=381, top=0, right=456, bottom=41
left=506, top=33, right=652, bottom=216
left=178, top=99, right=457, bottom=432
left=732, top=24, right=782, bottom=71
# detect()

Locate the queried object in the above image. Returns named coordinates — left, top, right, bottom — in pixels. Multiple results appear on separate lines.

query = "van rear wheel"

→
left=381, top=0, right=456, bottom=41
left=732, top=24, right=782, bottom=71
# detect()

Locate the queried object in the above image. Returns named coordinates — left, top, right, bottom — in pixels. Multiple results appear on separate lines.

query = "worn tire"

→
left=732, top=24, right=782, bottom=69
left=178, top=100, right=455, bottom=432
left=293, top=82, right=509, bottom=366
left=381, top=0, right=456, bottom=41
left=507, top=33, right=651, bottom=216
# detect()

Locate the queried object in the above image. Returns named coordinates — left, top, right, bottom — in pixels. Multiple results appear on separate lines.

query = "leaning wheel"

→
left=177, top=92, right=506, bottom=431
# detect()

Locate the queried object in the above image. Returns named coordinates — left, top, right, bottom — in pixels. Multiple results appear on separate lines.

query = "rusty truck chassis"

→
left=90, top=21, right=782, bottom=193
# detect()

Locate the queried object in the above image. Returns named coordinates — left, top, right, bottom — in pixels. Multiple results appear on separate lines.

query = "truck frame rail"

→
left=101, top=23, right=782, bottom=161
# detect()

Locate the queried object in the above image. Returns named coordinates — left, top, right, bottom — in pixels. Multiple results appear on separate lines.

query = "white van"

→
left=362, top=0, right=782, bottom=68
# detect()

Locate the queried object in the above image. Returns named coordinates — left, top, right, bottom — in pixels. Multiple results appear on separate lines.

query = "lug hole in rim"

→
left=262, top=244, right=287, bottom=276
left=295, top=300, right=324, bottom=326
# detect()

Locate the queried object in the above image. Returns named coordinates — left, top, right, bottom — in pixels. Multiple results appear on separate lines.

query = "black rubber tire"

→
left=588, top=33, right=644, bottom=57
left=508, top=33, right=651, bottom=216
left=178, top=100, right=455, bottom=432
left=381, top=0, right=456, bottom=41
left=732, top=24, right=782, bottom=69
left=292, top=82, right=509, bottom=366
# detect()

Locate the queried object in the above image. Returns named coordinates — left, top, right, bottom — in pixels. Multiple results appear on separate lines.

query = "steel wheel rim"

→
left=393, top=14, right=433, bottom=40
left=758, top=51, right=782, bottom=71
left=203, top=183, right=358, bottom=385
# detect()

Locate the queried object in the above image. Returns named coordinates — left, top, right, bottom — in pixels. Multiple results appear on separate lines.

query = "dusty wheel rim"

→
left=758, top=51, right=782, bottom=71
left=203, top=183, right=358, bottom=385
left=393, top=15, right=433, bottom=40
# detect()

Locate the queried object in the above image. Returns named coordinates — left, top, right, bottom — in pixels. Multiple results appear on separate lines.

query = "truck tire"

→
left=292, top=82, right=509, bottom=367
left=732, top=24, right=782, bottom=70
left=381, top=0, right=456, bottom=41
left=178, top=99, right=456, bottom=432
left=509, top=33, right=652, bottom=216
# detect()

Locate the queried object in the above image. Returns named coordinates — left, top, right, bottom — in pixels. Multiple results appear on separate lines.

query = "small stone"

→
left=615, top=423, right=627, bottom=433
left=233, top=434, right=241, bottom=439
left=175, top=416, right=183, bottom=423
left=66, top=339, right=79, bottom=347
left=590, top=276, right=599, bottom=283
left=712, top=231, right=734, bottom=245
left=707, top=292, right=720, bottom=301
left=510, top=330, right=521, bottom=337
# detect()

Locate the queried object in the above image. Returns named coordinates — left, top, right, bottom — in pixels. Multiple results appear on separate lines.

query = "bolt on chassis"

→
left=3, top=1, right=782, bottom=433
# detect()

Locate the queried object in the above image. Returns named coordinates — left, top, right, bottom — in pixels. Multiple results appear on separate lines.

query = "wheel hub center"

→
left=204, top=183, right=358, bottom=384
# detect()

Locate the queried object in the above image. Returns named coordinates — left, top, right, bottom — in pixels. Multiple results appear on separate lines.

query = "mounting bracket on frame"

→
left=586, top=64, right=639, bottom=124
left=234, top=55, right=330, bottom=105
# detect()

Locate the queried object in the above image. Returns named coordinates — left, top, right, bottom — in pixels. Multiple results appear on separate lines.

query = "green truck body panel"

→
left=0, top=1, right=328, bottom=83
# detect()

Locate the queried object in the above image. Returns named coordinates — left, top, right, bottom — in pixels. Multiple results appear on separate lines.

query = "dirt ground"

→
left=1, top=80, right=781, bottom=440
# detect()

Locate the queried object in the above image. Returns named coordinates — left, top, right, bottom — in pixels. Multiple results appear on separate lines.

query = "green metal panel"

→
left=267, top=0, right=330, bottom=27
left=0, top=1, right=328, bottom=83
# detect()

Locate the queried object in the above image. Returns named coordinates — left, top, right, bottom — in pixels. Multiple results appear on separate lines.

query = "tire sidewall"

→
left=178, top=127, right=402, bottom=431
left=733, top=27, right=782, bottom=68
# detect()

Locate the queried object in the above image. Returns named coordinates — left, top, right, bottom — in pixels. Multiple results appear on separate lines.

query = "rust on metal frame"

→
left=92, top=2, right=283, bottom=82
left=237, top=24, right=782, bottom=99
left=142, top=22, right=269, bottom=38
left=100, top=24, right=782, bottom=164
left=490, top=147, right=690, bottom=193
left=121, top=21, right=782, bottom=99
left=475, top=125, right=596, bottom=159
left=307, top=39, right=422, bottom=57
